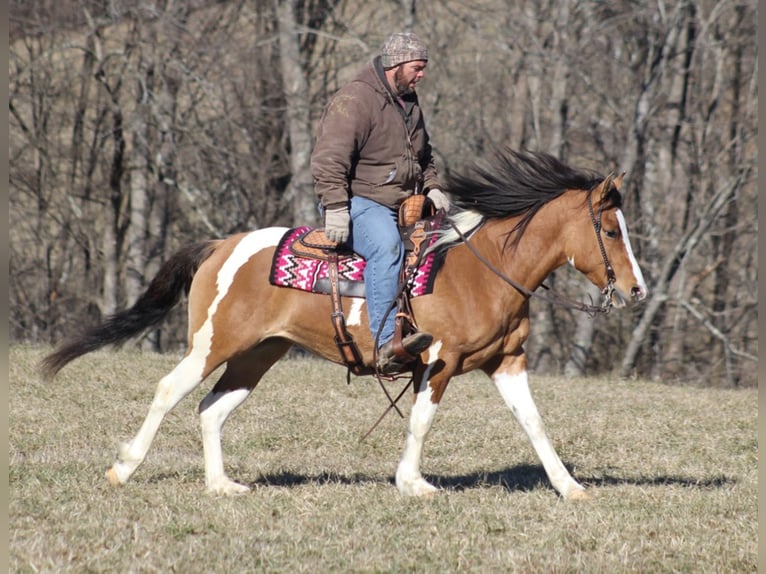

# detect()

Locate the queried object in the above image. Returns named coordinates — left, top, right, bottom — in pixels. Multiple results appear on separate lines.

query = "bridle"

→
left=449, top=185, right=618, bottom=317
left=586, top=187, right=617, bottom=308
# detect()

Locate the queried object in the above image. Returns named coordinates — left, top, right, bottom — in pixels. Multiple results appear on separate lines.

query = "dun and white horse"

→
left=43, top=149, right=647, bottom=500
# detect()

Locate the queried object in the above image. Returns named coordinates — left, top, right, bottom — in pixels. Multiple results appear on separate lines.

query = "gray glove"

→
left=427, top=188, right=450, bottom=212
left=324, top=207, right=350, bottom=243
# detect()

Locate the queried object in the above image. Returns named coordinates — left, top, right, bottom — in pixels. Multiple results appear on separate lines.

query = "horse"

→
left=42, top=149, right=647, bottom=500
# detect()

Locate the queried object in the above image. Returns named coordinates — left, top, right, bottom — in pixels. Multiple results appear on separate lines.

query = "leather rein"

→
left=448, top=189, right=617, bottom=317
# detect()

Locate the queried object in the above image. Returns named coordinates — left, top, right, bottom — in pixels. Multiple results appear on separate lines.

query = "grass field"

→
left=10, top=345, right=757, bottom=573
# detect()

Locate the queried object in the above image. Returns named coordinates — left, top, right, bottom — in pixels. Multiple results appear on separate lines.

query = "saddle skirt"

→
left=268, top=225, right=446, bottom=298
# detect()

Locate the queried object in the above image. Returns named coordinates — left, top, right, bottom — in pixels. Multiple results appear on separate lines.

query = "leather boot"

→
left=376, top=331, right=434, bottom=375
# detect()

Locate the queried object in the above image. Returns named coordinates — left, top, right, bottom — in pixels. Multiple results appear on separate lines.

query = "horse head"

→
left=567, top=172, right=648, bottom=308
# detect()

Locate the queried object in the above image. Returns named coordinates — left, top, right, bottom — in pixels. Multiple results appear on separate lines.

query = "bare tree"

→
left=275, top=0, right=319, bottom=227
left=9, top=0, right=757, bottom=385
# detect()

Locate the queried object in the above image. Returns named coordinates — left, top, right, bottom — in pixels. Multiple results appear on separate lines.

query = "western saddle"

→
left=289, top=194, right=438, bottom=376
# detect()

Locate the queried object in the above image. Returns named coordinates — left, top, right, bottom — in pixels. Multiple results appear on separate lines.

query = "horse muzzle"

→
left=630, top=285, right=648, bottom=302
left=612, top=284, right=647, bottom=307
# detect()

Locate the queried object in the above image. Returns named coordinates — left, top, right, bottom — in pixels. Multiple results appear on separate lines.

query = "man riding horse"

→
left=311, top=32, right=450, bottom=374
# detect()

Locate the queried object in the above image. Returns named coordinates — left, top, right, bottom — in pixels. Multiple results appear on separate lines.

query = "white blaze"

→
left=616, top=210, right=647, bottom=293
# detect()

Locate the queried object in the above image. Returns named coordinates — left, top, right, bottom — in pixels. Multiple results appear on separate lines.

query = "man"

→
left=311, top=32, right=450, bottom=374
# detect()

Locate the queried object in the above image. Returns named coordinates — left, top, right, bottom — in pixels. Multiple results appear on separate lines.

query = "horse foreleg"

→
left=198, top=339, right=292, bottom=496
left=491, top=361, right=589, bottom=500
left=106, top=353, right=207, bottom=486
left=395, top=355, right=446, bottom=497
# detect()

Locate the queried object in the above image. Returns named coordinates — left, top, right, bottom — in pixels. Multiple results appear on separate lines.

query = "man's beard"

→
left=394, top=67, right=414, bottom=95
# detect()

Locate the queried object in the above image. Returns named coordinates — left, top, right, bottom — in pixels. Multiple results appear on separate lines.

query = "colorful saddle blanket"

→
left=269, top=225, right=446, bottom=298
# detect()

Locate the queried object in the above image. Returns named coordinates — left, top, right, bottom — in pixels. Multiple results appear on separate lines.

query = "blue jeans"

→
left=349, top=196, right=403, bottom=349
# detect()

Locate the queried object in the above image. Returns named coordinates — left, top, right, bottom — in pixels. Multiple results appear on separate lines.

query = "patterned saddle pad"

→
left=269, top=225, right=446, bottom=298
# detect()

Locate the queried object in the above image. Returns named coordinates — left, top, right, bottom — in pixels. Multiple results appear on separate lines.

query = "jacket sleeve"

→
left=311, top=87, right=371, bottom=208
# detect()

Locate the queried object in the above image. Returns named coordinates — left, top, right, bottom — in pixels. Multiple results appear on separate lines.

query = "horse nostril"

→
left=631, top=286, right=645, bottom=301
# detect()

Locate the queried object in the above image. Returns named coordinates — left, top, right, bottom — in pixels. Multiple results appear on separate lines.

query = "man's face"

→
left=393, top=60, right=427, bottom=95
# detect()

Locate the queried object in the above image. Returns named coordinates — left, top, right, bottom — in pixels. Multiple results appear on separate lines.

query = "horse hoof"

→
left=207, top=479, right=251, bottom=496
left=398, top=478, right=439, bottom=497
left=105, top=467, right=123, bottom=487
left=566, top=488, right=591, bottom=501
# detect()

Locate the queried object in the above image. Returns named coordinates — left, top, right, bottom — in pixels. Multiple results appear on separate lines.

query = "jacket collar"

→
left=368, top=56, right=417, bottom=120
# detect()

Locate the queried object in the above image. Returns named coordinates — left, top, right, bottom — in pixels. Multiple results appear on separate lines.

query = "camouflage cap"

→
left=380, top=32, right=428, bottom=68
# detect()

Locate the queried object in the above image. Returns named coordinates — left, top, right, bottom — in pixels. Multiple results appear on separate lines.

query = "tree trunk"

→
left=564, top=283, right=601, bottom=377
left=275, top=0, right=319, bottom=227
left=125, top=69, right=151, bottom=313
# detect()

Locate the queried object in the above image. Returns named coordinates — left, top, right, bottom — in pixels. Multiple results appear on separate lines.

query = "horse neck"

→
left=477, top=215, right=566, bottom=292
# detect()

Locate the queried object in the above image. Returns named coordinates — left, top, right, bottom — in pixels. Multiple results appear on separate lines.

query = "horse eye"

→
left=604, top=229, right=619, bottom=239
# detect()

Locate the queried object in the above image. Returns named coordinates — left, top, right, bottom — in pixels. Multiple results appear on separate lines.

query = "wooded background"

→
left=9, top=0, right=757, bottom=386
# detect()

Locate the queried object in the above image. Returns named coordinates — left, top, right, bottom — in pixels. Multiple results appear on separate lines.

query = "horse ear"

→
left=613, top=171, right=626, bottom=190
left=599, top=173, right=614, bottom=201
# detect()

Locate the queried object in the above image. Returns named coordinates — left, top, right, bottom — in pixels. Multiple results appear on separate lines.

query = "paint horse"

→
left=43, top=149, right=647, bottom=500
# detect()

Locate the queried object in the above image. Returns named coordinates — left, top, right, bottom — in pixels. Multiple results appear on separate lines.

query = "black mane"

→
left=447, top=148, right=604, bottom=217
left=445, top=149, right=607, bottom=248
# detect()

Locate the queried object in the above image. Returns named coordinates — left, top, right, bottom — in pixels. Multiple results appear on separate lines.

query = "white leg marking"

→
left=346, top=298, right=365, bottom=327
left=396, top=353, right=442, bottom=497
left=425, top=340, right=442, bottom=364
left=107, top=228, right=288, bottom=488
left=616, top=210, right=647, bottom=294
left=200, top=388, right=252, bottom=495
left=107, top=352, right=208, bottom=485
left=493, top=370, right=587, bottom=499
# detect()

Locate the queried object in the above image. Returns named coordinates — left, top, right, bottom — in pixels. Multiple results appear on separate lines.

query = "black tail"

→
left=41, top=241, right=218, bottom=379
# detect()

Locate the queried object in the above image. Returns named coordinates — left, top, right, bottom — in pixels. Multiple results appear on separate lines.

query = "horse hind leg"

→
left=198, top=338, right=293, bottom=496
left=106, top=349, right=212, bottom=487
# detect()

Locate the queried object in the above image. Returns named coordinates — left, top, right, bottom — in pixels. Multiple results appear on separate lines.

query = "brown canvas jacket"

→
left=311, top=57, right=439, bottom=210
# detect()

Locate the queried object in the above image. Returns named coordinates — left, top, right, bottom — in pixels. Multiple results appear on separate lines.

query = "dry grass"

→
left=10, top=345, right=757, bottom=573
